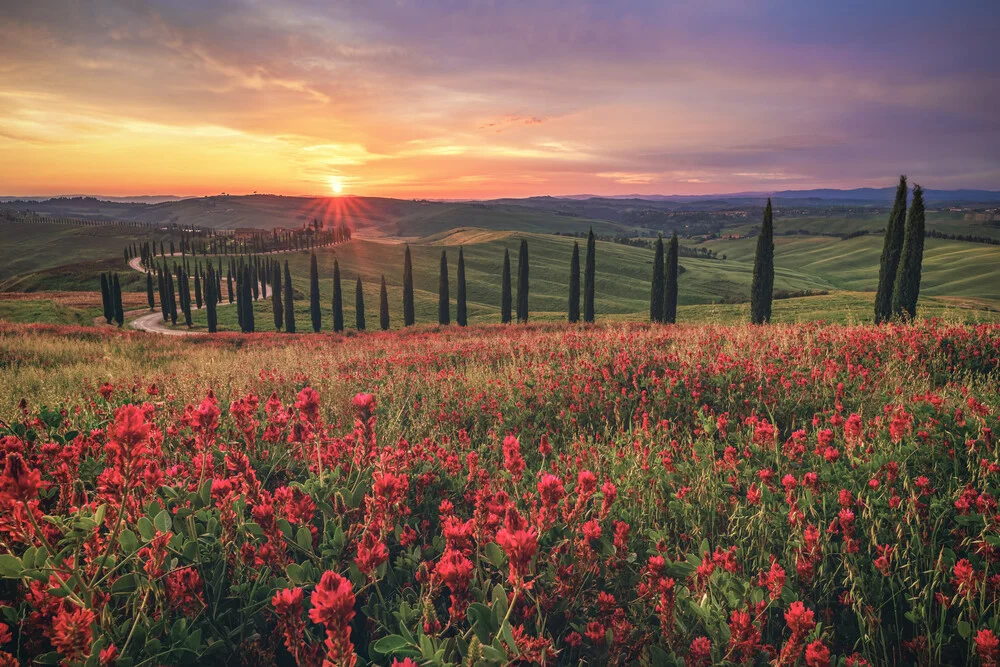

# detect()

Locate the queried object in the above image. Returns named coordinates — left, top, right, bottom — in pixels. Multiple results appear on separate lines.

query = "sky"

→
left=1, top=0, right=998, bottom=199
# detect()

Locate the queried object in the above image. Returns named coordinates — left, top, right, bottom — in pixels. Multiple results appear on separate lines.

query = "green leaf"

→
left=501, top=622, right=518, bottom=655
left=467, top=603, right=496, bottom=644
left=372, top=634, right=410, bottom=655
left=137, top=517, right=155, bottom=541
left=118, top=529, right=138, bottom=554
left=296, top=526, right=313, bottom=551
left=154, top=509, right=173, bottom=534
left=199, top=481, right=212, bottom=508
left=285, top=564, right=305, bottom=584
left=480, top=645, right=506, bottom=662
left=0, top=555, right=23, bottom=578
left=648, top=645, right=671, bottom=667
left=111, top=574, right=138, bottom=594
left=484, top=542, right=506, bottom=568
left=958, top=620, right=971, bottom=639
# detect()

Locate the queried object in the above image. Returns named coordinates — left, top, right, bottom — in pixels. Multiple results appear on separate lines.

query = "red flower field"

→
left=0, top=320, right=999, bottom=665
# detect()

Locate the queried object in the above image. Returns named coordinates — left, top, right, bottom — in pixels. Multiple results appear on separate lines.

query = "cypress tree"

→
left=309, top=252, right=321, bottom=332
left=272, top=260, right=283, bottom=331
left=100, top=273, right=113, bottom=324
left=584, top=228, right=596, bottom=323
left=355, top=277, right=366, bottom=330
left=146, top=272, right=155, bottom=311
left=194, top=265, right=202, bottom=310
left=650, top=234, right=665, bottom=322
left=157, top=270, right=167, bottom=322
left=243, top=267, right=255, bottom=332
left=874, top=176, right=909, bottom=323
left=380, top=275, right=390, bottom=331
left=438, top=250, right=450, bottom=325
left=226, top=269, right=234, bottom=304
left=206, top=265, right=218, bottom=333
left=251, top=262, right=259, bottom=300
left=456, top=247, right=467, bottom=327
left=750, top=199, right=775, bottom=325
left=180, top=268, right=193, bottom=327
left=112, top=274, right=124, bottom=326
left=663, top=232, right=679, bottom=324
left=283, top=260, right=296, bottom=333
left=332, top=260, right=344, bottom=332
left=403, top=245, right=415, bottom=326
left=167, top=271, right=177, bottom=325
left=891, top=185, right=926, bottom=320
left=569, top=242, right=580, bottom=323
left=516, top=239, right=529, bottom=323
left=501, top=248, right=512, bottom=324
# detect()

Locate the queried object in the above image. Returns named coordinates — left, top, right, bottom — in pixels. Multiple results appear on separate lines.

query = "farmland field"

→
left=1, top=320, right=999, bottom=666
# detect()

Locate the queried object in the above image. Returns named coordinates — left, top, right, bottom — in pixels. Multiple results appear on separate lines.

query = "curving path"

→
left=126, top=242, right=342, bottom=335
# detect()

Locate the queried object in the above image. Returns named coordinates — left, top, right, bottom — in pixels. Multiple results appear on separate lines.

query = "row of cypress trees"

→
left=99, top=273, right=125, bottom=326
left=875, top=176, right=927, bottom=322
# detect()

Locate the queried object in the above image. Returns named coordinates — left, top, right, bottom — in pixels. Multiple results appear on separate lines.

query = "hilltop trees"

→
left=750, top=199, right=775, bottom=324
left=501, top=248, right=512, bottom=324
left=584, top=228, right=596, bottom=323
left=650, top=235, right=665, bottom=322
left=457, top=247, right=467, bottom=327
left=892, top=185, right=926, bottom=320
left=356, top=277, right=366, bottom=330
left=332, top=260, right=344, bottom=332
left=283, top=260, right=296, bottom=333
left=309, top=252, right=321, bottom=333
left=403, top=245, right=415, bottom=327
left=438, top=250, right=450, bottom=325
left=664, top=232, right=679, bottom=324
left=380, top=276, right=390, bottom=331
left=569, top=242, right=581, bottom=323
left=875, top=176, right=909, bottom=323
left=517, top=239, right=529, bottom=323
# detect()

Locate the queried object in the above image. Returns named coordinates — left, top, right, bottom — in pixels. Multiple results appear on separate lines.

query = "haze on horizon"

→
left=1, top=0, right=998, bottom=200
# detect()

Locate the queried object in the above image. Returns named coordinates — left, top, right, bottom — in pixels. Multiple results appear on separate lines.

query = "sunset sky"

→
left=1, top=0, right=998, bottom=199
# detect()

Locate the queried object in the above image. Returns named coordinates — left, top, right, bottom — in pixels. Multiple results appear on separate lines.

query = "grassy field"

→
left=0, top=220, right=163, bottom=282
left=724, top=209, right=1000, bottom=240
left=701, top=234, right=1000, bottom=304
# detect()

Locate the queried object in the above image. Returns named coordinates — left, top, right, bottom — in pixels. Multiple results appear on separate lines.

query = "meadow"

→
left=1, top=320, right=999, bottom=666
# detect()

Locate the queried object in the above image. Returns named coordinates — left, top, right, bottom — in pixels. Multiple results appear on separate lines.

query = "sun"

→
left=329, top=177, right=344, bottom=194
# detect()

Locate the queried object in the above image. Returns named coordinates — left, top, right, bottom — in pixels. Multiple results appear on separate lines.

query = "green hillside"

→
left=700, top=235, right=1000, bottom=303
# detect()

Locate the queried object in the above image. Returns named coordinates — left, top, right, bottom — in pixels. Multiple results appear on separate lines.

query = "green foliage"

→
left=750, top=199, right=775, bottom=324
left=875, top=175, right=908, bottom=323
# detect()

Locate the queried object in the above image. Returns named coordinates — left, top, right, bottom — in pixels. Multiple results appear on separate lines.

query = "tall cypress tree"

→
left=167, top=271, right=177, bottom=325
left=206, top=265, right=218, bottom=333
left=584, top=228, right=596, bottom=323
left=891, top=185, right=926, bottom=320
left=283, top=260, right=296, bottom=333
left=355, top=277, right=366, bottom=330
left=112, top=273, right=124, bottom=327
left=272, top=260, right=283, bottom=331
left=456, top=247, right=467, bottom=327
left=194, top=265, right=202, bottom=310
left=332, top=260, right=344, bottom=332
left=380, top=275, right=390, bottom=331
left=100, top=273, right=113, bottom=324
left=180, top=267, right=193, bottom=327
left=569, top=242, right=580, bottom=323
left=650, top=234, right=665, bottom=322
left=501, top=248, right=512, bottom=324
left=750, top=199, right=775, bottom=325
left=227, top=269, right=234, bottom=304
left=438, top=250, right=450, bottom=325
left=516, top=239, right=529, bottom=323
left=309, top=252, right=321, bottom=332
left=663, top=232, right=679, bottom=324
left=243, top=266, right=255, bottom=332
left=157, top=270, right=167, bottom=322
left=146, top=272, right=155, bottom=311
left=403, top=245, right=415, bottom=326
left=875, top=176, right=909, bottom=323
